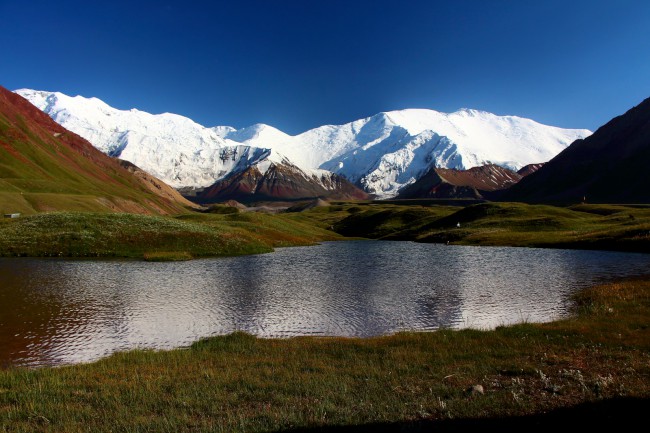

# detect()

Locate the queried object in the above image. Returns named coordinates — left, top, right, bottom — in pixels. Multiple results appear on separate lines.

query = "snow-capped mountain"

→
left=17, top=89, right=591, bottom=199
left=15, top=89, right=335, bottom=196
left=195, top=160, right=369, bottom=203
left=216, top=109, right=591, bottom=197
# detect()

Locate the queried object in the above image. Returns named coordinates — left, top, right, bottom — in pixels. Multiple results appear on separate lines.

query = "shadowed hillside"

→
left=502, top=97, right=650, bottom=204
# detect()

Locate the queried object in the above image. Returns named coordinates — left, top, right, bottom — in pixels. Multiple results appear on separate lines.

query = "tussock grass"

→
left=1, top=277, right=648, bottom=432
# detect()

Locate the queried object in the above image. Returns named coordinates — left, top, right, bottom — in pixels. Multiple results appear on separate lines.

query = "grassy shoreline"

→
left=0, top=201, right=648, bottom=260
left=0, top=211, right=344, bottom=260
left=309, top=201, right=650, bottom=254
left=1, top=276, right=648, bottom=432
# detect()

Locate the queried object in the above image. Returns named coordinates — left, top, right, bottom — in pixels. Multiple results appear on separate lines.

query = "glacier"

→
left=215, top=109, right=591, bottom=197
left=16, top=89, right=591, bottom=198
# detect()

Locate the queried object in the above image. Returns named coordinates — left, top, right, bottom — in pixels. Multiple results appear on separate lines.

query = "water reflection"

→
left=1, top=241, right=649, bottom=368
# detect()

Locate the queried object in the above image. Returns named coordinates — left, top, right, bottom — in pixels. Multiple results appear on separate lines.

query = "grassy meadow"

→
left=0, top=210, right=343, bottom=259
left=300, top=201, right=650, bottom=253
left=1, top=200, right=648, bottom=259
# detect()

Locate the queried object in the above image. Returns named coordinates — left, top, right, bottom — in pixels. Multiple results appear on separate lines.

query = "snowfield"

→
left=17, top=89, right=591, bottom=198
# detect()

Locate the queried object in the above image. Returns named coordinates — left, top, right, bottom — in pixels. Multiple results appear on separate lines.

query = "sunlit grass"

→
left=301, top=201, right=650, bottom=252
left=0, top=211, right=343, bottom=259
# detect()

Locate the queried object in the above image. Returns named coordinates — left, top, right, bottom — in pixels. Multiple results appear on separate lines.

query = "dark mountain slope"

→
left=193, top=162, right=369, bottom=204
left=502, top=97, right=650, bottom=204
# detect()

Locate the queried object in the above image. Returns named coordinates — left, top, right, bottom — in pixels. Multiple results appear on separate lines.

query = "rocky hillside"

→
left=398, top=164, right=524, bottom=199
left=194, top=161, right=369, bottom=203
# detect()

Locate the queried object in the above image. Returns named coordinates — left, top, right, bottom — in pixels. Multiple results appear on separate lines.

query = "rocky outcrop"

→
left=398, top=164, right=522, bottom=199
left=192, top=162, right=369, bottom=204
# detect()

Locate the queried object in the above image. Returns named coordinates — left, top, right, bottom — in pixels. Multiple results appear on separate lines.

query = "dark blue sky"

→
left=2, top=0, right=649, bottom=134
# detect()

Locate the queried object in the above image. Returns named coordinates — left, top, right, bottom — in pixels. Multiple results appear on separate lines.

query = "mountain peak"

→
left=16, top=88, right=592, bottom=199
left=453, top=108, right=488, bottom=117
left=223, top=123, right=292, bottom=144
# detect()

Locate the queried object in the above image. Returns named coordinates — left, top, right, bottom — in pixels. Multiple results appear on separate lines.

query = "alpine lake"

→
left=2, top=240, right=649, bottom=368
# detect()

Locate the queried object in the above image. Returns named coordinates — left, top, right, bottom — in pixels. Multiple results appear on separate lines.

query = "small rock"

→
left=545, top=384, right=562, bottom=394
left=467, top=384, right=484, bottom=396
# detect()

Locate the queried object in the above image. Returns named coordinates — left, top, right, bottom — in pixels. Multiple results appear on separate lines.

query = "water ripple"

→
left=1, top=241, right=649, bottom=367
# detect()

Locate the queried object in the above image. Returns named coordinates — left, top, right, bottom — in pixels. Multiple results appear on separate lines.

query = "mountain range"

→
left=215, top=110, right=589, bottom=198
left=16, top=89, right=591, bottom=201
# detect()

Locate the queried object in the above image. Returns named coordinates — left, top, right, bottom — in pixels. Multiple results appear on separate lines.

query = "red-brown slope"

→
left=398, top=164, right=522, bottom=199
left=0, top=85, right=190, bottom=214
left=194, top=162, right=369, bottom=204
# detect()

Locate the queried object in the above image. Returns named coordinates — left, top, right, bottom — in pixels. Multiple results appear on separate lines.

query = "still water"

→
left=1, top=241, right=649, bottom=368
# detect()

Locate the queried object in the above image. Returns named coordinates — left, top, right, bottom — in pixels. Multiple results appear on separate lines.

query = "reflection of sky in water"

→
left=1, top=241, right=649, bottom=368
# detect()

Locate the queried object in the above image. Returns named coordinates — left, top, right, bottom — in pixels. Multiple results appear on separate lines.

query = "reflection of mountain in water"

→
left=1, top=243, right=649, bottom=368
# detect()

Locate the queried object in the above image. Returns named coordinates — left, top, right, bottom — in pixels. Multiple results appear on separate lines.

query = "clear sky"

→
left=2, top=0, right=649, bottom=134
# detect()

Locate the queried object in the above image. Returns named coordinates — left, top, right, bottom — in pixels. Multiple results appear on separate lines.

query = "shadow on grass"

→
left=280, top=397, right=649, bottom=432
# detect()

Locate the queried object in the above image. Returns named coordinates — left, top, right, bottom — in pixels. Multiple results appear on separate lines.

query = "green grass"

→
left=0, top=211, right=343, bottom=259
left=1, top=276, right=648, bottom=432
left=1, top=201, right=647, bottom=259
left=176, top=211, right=344, bottom=248
left=0, top=111, right=190, bottom=215
left=299, top=201, right=650, bottom=253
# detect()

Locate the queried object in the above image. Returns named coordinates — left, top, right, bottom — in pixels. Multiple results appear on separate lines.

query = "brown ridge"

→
left=398, top=164, right=522, bottom=199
